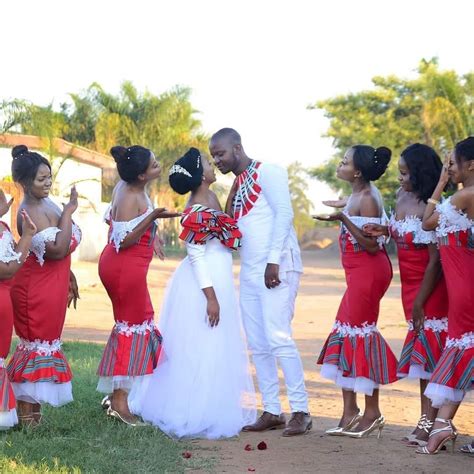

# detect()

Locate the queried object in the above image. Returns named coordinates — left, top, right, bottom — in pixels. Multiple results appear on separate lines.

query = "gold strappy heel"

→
left=326, top=411, right=362, bottom=436
left=342, top=415, right=385, bottom=439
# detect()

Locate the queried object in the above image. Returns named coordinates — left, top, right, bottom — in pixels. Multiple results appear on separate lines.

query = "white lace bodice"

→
left=30, top=222, right=82, bottom=266
left=342, top=211, right=388, bottom=247
left=31, top=227, right=61, bottom=265
left=108, top=207, right=154, bottom=252
left=0, top=229, right=22, bottom=264
left=389, top=214, right=437, bottom=244
left=436, top=197, right=474, bottom=237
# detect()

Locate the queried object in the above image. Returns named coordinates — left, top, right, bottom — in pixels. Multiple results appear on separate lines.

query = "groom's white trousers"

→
left=240, top=270, right=308, bottom=415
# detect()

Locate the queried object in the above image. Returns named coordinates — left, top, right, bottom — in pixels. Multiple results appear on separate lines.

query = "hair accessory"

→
left=169, top=164, right=192, bottom=178
left=196, top=154, right=201, bottom=168
left=373, top=149, right=378, bottom=164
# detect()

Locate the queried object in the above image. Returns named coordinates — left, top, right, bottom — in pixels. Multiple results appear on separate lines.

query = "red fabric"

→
left=439, top=244, right=474, bottom=339
left=9, top=227, right=78, bottom=383
left=336, top=242, right=393, bottom=327
left=317, top=234, right=399, bottom=384
left=11, top=253, right=72, bottom=342
left=8, top=348, right=72, bottom=383
left=0, top=368, right=15, bottom=411
left=99, top=227, right=155, bottom=325
left=397, top=247, right=448, bottom=320
left=0, top=222, right=14, bottom=358
left=179, top=207, right=242, bottom=250
left=97, top=326, right=162, bottom=377
left=0, top=284, right=13, bottom=359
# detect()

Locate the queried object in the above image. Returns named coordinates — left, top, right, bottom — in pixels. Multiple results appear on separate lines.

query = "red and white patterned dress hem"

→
left=391, top=214, right=449, bottom=380
left=424, top=198, right=474, bottom=407
left=96, top=207, right=162, bottom=394
left=0, top=358, right=17, bottom=429
left=317, top=213, right=399, bottom=396
left=8, top=223, right=81, bottom=406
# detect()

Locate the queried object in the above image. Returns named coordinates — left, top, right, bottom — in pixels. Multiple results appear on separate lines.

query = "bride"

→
left=131, top=147, right=256, bottom=438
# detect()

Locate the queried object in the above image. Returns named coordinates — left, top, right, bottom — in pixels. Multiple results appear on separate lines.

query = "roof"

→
left=0, top=133, right=113, bottom=169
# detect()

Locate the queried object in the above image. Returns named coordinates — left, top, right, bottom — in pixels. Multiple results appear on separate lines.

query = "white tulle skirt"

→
left=130, top=241, right=256, bottom=439
left=12, top=381, right=73, bottom=407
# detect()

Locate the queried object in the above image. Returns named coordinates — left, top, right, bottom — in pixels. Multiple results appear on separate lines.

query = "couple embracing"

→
left=131, top=128, right=311, bottom=439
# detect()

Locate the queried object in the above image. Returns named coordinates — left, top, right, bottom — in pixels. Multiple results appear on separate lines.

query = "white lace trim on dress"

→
left=114, top=319, right=156, bottom=336
left=18, top=338, right=62, bottom=356
left=333, top=320, right=378, bottom=337
left=408, top=317, right=448, bottom=332
left=436, top=198, right=474, bottom=236
left=389, top=214, right=437, bottom=244
left=72, top=222, right=82, bottom=244
left=445, top=332, right=474, bottom=350
left=109, top=207, right=153, bottom=252
left=342, top=211, right=388, bottom=247
left=31, top=227, right=61, bottom=266
left=0, top=231, right=22, bottom=264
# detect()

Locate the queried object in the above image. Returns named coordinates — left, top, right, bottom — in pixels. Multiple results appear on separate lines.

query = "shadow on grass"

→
left=0, top=342, right=216, bottom=474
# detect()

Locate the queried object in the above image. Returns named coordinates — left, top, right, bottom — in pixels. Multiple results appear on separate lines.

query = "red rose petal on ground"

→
left=257, top=441, right=267, bottom=450
left=182, top=451, right=192, bottom=459
left=244, top=444, right=254, bottom=451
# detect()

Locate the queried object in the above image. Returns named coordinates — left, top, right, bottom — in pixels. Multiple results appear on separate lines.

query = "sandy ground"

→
left=64, top=250, right=473, bottom=473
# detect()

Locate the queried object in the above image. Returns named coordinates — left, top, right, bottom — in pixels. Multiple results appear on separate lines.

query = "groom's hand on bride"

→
left=264, top=263, right=281, bottom=289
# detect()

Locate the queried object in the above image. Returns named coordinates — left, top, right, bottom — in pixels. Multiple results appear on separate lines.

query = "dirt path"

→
left=65, top=251, right=473, bottom=473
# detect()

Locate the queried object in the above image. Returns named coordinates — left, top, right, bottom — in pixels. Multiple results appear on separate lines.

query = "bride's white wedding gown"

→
left=130, top=208, right=256, bottom=439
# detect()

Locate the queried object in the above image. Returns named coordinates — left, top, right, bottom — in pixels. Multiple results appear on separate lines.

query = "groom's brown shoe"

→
left=242, top=411, right=286, bottom=432
left=282, top=412, right=312, bottom=436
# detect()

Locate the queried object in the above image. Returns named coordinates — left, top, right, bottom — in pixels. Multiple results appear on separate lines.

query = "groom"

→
left=209, top=128, right=311, bottom=436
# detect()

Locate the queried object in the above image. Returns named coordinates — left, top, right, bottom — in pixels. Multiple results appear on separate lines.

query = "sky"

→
left=1, top=0, right=472, bottom=208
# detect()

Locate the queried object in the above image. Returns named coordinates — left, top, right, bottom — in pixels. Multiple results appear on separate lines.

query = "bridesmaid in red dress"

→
left=7, top=145, right=81, bottom=427
left=315, top=145, right=398, bottom=439
left=97, top=145, right=176, bottom=426
left=419, top=136, right=474, bottom=455
left=0, top=191, right=36, bottom=430
left=364, top=144, right=448, bottom=446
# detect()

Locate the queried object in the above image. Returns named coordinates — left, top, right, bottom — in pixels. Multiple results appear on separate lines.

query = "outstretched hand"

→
left=0, top=190, right=13, bottom=218
left=153, top=208, right=182, bottom=219
left=313, top=212, right=344, bottom=222
left=322, top=197, right=348, bottom=209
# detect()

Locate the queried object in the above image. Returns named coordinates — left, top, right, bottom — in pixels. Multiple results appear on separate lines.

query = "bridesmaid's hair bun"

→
left=12, top=144, right=29, bottom=159
left=352, top=144, right=391, bottom=181
left=11, top=145, right=51, bottom=187
left=110, top=146, right=129, bottom=163
left=110, top=145, right=153, bottom=183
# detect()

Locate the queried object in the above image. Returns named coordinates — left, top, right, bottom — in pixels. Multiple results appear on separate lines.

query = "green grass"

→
left=0, top=342, right=215, bottom=473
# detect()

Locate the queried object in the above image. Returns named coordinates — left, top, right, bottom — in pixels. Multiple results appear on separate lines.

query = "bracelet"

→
left=427, top=198, right=439, bottom=205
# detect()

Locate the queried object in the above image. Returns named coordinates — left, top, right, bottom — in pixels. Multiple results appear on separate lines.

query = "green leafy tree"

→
left=309, top=58, right=473, bottom=209
left=287, top=161, right=314, bottom=240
